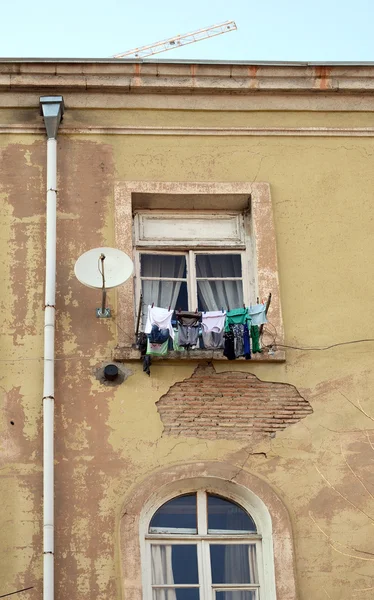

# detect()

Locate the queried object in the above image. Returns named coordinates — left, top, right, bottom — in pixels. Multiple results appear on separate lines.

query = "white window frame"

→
left=134, top=211, right=255, bottom=320
left=141, top=484, right=277, bottom=600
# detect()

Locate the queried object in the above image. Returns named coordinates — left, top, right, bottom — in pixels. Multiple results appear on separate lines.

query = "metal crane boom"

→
left=113, top=20, right=237, bottom=59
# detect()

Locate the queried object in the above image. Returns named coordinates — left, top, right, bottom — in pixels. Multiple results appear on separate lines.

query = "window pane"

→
left=208, top=495, right=257, bottom=533
left=149, top=494, right=197, bottom=532
left=153, top=589, right=199, bottom=600
left=141, top=254, right=187, bottom=278
left=151, top=545, right=199, bottom=584
left=216, top=592, right=256, bottom=600
left=143, top=281, right=188, bottom=313
left=196, top=254, right=242, bottom=278
left=210, top=544, right=258, bottom=584
left=197, top=280, right=243, bottom=312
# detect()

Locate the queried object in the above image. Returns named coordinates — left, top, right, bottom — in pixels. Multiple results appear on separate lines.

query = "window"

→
left=114, top=182, right=284, bottom=358
left=134, top=212, right=254, bottom=328
left=145, top=491, right=265, bottom=600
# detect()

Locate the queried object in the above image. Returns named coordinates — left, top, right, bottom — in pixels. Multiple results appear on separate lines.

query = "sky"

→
left=1, top=0, right=374, bottom=62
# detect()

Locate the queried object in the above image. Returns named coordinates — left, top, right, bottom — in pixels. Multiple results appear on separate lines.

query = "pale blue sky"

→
left=1, top=0, right=374, bottom=61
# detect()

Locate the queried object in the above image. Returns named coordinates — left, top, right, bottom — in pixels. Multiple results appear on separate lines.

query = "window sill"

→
left=112, top=346, right=286, bottom=362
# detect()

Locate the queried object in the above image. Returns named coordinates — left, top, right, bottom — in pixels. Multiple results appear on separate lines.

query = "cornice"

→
left=2, top=62, right=374, bottom=94
left=2, top=124, right=374, bottom=137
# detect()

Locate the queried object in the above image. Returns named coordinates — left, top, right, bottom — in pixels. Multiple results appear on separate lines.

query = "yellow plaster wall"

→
left=1, top=105, right=374, bottom=600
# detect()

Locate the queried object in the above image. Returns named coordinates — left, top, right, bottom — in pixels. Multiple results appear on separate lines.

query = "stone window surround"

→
left=113, top=181, right=284, bottom=362
left=119, top=462, right=298, bottom=600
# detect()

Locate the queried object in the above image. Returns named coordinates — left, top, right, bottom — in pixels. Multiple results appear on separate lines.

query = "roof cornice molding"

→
left=2, top=62, right=374, bottom=94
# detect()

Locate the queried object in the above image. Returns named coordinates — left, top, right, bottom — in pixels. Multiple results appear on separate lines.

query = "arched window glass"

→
left=147, top=492, right=262, bottom=600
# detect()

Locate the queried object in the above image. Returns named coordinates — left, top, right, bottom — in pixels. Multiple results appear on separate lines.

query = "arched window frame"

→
left=139, top=478, right=277, bottom=600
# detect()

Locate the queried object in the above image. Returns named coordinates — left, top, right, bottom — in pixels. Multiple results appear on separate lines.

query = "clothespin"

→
left=222, top=307, right=224, bottom=313
left=168, top=305, right=171, bottom=311
left=151, top=302, right=154, bottom=308
left=256, top=297, right=259, bottom=304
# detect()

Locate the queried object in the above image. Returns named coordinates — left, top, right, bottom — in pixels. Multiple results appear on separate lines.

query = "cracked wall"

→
left=157, top=363, right=312, bottom=439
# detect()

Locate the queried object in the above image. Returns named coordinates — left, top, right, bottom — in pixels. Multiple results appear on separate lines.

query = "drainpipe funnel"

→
left=39, top=96, right=65, bottom=139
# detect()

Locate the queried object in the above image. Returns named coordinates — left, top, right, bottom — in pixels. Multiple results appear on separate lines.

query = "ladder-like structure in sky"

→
left=113, top=21, right=237, bottom=59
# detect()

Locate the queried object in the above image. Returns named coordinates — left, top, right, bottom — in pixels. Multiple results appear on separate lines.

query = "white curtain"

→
left=142, top=255, right=185, bottom=309
left=196, top=255, right=243, bottom=311
left=151, top=545, right=177, bottom=600
left=223, top=544, right=258, bottom=584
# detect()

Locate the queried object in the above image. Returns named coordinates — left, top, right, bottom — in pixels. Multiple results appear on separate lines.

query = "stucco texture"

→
left=0, top=98, right=374, bottom=600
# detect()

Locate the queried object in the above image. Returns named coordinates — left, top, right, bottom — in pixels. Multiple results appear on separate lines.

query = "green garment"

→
left=146, top=339, right=169, bottom=356
left=225, top=308, right=251, bottom=332
left=251, top=325, right=262, bottom=353
left=173, top=329, right=185, bottom=352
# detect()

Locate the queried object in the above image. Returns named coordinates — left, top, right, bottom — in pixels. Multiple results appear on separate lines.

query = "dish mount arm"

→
left=97, top=253, right=111, bottom=318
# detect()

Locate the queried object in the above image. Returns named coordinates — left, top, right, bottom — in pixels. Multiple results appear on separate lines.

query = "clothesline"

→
left=138, top=296, right=272, bottom=375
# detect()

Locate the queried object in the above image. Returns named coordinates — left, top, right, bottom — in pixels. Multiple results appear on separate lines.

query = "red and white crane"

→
left=113, top=20, right=237, bottom=59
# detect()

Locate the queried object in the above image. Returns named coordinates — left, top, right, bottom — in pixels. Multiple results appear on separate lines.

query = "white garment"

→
left=145, top=305, right=174, bottom=339
left=248, top=303, right=267, bottom=326
left=201, top=310, right=226, bottom=333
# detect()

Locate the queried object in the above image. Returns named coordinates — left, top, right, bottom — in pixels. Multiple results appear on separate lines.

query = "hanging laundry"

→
left=232, top=324, right=245, bottom=357
left=173, top=329, right=185, bottom=352
left=224, top=307, right=251, bottom=332
left=201, top=310, right=226, bottom=334
left=243, top=324, right=251, bottom=359
left=202, top=330, right=224, bottom=349
left=176, top=311, right=202, bottom=349
left=137, top=332, right=151, bottom=375
left=146, top=338, right=169, bottom=356
left=148, top=324, right=169, bottom=344
left=223, top=329, right=236, bottom=360
left=145, top=305, right=174, bottom=339
left=251, top=325, right=262, bottom=353
left=248, top=303, right=267, bottom=326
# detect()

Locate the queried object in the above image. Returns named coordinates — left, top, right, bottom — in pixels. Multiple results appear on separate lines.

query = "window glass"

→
left=149, top=494, right=197, bottom=532
left=141, top=254, right=187, bottom=279
left=207, top=495, right=257, bottom=533
left=151, top=544, right=199, bottom=584
left=197, top=281, right=243, bottom=312
left=196, top=254, right=242, bottom=278
left=142, top=281, right=188, bottom=313
left=153, top=590, right=199, bottom=600
left=210, top=544, right=259, bottom=584
left=216, top=592, right=256, bottom=600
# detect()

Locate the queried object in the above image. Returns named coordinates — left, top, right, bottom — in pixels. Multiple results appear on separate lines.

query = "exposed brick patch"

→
left=156, top=363, right=313, bottom=440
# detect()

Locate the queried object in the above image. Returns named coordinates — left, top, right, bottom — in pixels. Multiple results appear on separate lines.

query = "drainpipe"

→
left=40, top=96, right=64, bottom=600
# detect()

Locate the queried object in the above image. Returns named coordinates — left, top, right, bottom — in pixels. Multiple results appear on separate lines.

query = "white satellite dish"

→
left=74, top=247, right=133, bottom=317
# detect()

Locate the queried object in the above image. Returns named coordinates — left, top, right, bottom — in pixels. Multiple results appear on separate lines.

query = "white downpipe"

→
left=43, top=137, right=57, bottom=600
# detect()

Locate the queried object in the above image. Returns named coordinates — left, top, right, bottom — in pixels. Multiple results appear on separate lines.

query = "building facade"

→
left=1, top=60, right=374, bottom=600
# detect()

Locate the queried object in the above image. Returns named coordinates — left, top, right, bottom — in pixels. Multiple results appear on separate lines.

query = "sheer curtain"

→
left=223, top=544, right=258, bottom=600
left=141, top=255, right=185, bottom=327
left=151, top=545, right=177, bottom=600
left=142, top=255, right=185, bottom=309
left=196, top=255, right=243, bottom=312
left=222, top=505, right=258, bottom=600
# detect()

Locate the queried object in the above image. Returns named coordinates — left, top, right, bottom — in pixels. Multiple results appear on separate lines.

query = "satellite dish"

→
left=74, top=247, right=133, bottom=290
left=74, top=247, right=134, bottom=318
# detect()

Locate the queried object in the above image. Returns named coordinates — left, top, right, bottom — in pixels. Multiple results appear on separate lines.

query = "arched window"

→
left=144, top=490, right=271, bottom=600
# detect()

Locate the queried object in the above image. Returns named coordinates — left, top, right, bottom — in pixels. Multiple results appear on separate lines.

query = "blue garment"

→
left=148, top=325, right=169, bottom=344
